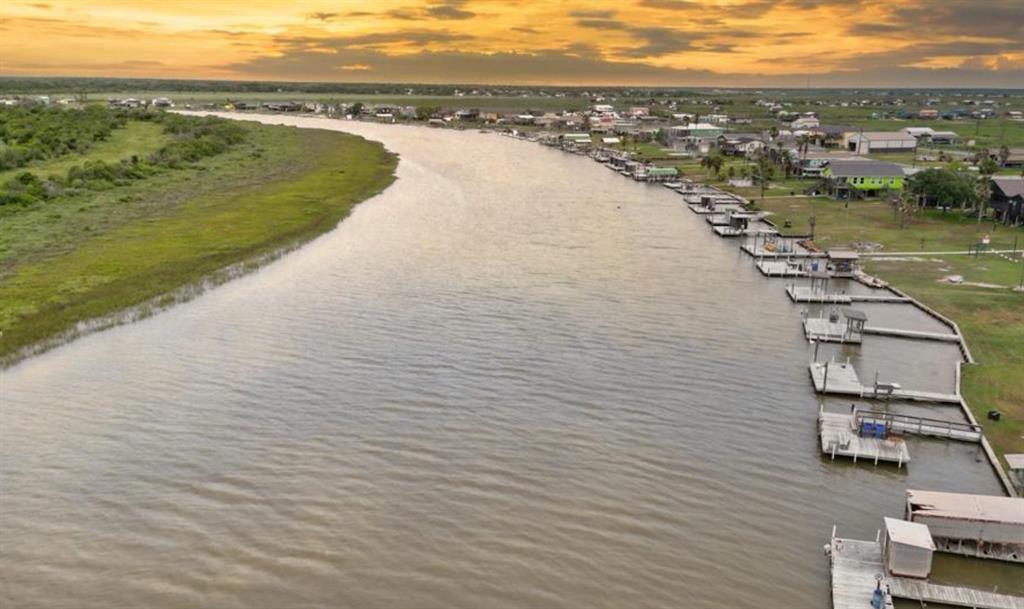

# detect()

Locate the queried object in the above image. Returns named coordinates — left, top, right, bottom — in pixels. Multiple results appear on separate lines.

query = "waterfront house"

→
left=823, top=160, right=904, bottom=198
left=844, top=131, right=917, bottom=153
left=990, top=176, right=1024, bottom=225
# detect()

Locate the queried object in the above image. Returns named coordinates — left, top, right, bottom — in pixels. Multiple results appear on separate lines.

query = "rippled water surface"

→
left=0, top=115, right=1007, bottom=608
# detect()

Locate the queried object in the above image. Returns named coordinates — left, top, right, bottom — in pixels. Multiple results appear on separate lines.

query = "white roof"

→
left=1006, top=454, right=1024, bottom=470
left=907, top=490, right=1024, bottom=525
left=885, top=517, right=935, bottom=550
left=602, top=137, right=621, bottom=144
left=851, top=131, right=917, bottom=141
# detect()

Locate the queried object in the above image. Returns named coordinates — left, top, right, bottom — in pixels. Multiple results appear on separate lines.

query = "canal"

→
left=0, top=115, right=1008, bottom=608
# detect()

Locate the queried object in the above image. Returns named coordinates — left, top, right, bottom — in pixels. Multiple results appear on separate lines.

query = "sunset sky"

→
left=2, top=0, right=1022, bottom=87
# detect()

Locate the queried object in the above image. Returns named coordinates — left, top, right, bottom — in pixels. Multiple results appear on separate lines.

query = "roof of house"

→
left=884, top=517, right=935, bottom=550
left=818, top=125, right=855, bottom=135
left=826, top=160, right=905, bottom=178
left=850, top=131, right=917, bottom=142
left=907, top=490, right=1024, bottom=525
left=993, top=176, right=1024, bottom=199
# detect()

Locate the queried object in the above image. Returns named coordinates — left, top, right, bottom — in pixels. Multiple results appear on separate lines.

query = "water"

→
left=0, top=115, right=1009, bottom=608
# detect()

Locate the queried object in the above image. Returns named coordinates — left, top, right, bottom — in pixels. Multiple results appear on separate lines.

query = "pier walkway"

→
left=809, top=361, right=960, bottom=404
left=855, top=410, right=983, bottom=443
left=785, top=286, right=910, bottom=304
left=829, top=535, right=1024, bottom=609
left=756, top=260, right=807, bottom=277
left=862, top=326, right=961, bottom=343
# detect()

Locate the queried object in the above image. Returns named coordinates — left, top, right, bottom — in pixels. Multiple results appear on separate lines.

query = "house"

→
left=791, top=116, right=820, bottom=130
left=717, top=133, right=764, bottom=156
left=990, top=176, right=1024, bottom=225
left=823, top=159, right=904, bottom=198
left=813, top=125, right=855, bottom=148
left=151, top=97, right=174, bottom=108
left=666, top=123, right=725, bottom=153
left=828, top=249, right=860, bottom=277
left=844, top=131, right=917, bottom=153
left=1007, top=111, right=1023, bottom=121
left=929, top=130, right=958, bottom=145
left=989, top=147, right=1024, bottom=168
left=917, top=108, right=939, bottom=119
left=902, top=127, right=934, bottom=139
left=798, top=150, right=869, bottom=178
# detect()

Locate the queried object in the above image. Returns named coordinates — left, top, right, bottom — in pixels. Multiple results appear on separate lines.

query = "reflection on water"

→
left=0, top=115, right=1012, bottom=608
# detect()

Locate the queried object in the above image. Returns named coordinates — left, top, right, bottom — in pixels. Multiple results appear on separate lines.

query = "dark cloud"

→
left=885, top=0, right=1024, bottom=40
left=274, top=30, right=473, bottom=50
left=834, top=40, right=1024, bottom=69
left=226, top=43, right=1024, bottom=88
left=423, top=3, right=475, bottom=19
left=385, top=0, right=476, bottom=22
left=576, top=18, right=708, bottom=57
left=635, top=0, right=699, bottom=10
left=637, top=0, right=773, bottom=18
left=510, top=26, right=538, bottom=34
left=569, top=9, right=617, bottom=18
left=306, top=11, right=337, bottom=22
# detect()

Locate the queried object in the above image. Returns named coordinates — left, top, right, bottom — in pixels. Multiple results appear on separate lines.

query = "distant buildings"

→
left=844, top=131, right=917, bottom=154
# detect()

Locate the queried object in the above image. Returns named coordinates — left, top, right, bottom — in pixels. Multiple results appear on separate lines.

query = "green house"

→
left=823, top=160, right=905, bottom=199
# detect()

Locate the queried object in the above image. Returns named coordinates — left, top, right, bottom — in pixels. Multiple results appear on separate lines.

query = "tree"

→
left=997, top=145, right=1010, bottom=167
left=752, top=151, right=774, bottom=201
left=415, top=105, right=440, bottom=121
left=349, top=102, right=364, bottom=117
left=975, top=159, right=998, bottom=228
left=906, top=168, right=976, bottom=209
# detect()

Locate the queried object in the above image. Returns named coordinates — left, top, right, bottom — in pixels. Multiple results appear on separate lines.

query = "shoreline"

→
left=0, top=118, right=398, bottom=369
left=514, top=128, right=1018, bottom=497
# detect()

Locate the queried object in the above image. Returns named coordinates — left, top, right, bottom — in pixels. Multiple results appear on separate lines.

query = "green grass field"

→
left=0, top=120, right=169, bottom=184
left=0, top=120, right=397, bottom=363
left=751, top=195, right=1024, bottom=466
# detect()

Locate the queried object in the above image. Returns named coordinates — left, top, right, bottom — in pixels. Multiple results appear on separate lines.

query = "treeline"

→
left=0, top=112, right=246, bottom=206
left=0, top=105, right=127, bottom=171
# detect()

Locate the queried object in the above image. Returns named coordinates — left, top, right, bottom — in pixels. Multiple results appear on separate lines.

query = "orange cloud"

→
left=1, top=0, right=1022, bottom=86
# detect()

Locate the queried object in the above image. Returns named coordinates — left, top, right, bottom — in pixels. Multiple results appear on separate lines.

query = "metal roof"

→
left=828, top=249, right=861, bottom=260
left=884, top=517, right=935, bottom=550
left=842, top=308, right=868, bottom=321
left=1006, top=454, right=1024, bottom=471
left=907, top=490, right=1024, bottom=526
left=826, top=160, right=905, bottom=178
left=993, top=176, right=1024, bottom=199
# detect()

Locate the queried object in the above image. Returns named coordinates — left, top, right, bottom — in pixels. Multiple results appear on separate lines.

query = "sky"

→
left=1, top=0, right=1023, bottom=87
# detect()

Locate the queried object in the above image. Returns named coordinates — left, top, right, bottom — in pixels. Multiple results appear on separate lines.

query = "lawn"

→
left=753, top=195, right=1024, bottom=466
left=0, top=121, right=397, bottom=363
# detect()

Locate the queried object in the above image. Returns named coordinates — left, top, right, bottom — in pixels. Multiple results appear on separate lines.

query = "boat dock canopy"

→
left=907, top=490, right=1024, bottom=525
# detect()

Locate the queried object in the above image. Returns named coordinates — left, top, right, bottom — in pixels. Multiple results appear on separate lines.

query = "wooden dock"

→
left=828, top=533, right=1024, bottom=609
left=888, top=576, right=1024, bottom=609
left=804, top=318, right=863, bottom=344
left=809, top=361, right=960, bottom=404
left=785, top=286, right=910, bottom=304
left=829, top=535, right=894, bottom=609
left=819, top=411, right=910, bottom=466
left=756, top=259, right=808, bottom=277
left=712, top=225, right=779, bottom=237
left=862, top=326, right=961, bottom=343
left=855, top=410, right=983, bottom=443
